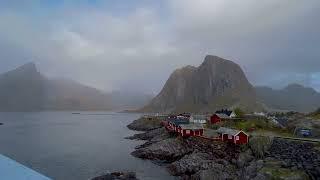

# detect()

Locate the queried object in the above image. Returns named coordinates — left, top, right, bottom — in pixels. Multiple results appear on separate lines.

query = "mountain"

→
left=141, top=55, right=262, bottom=113
left=0, top=63, right=46, bottom=111
left=0, top=63, right=115, bottom=111
left=44, top=79, right=113, bottom=111
left=255, top=84, right=320, bottom=112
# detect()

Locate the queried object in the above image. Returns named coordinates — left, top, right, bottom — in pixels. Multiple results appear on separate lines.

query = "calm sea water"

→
left=0, top=112, right=174, bottom=180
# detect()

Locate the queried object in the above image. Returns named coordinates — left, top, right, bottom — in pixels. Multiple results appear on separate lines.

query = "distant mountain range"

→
left=2, top=60, right=319, bottom=113
left=255, top=84, right=320, bottom=112
left=141, top=55, right=263, bottom=113
left=0, top=63, right=151, bottom=111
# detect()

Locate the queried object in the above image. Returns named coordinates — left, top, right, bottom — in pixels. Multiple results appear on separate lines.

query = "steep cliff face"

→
left=142, top=55, right=261, bottom=113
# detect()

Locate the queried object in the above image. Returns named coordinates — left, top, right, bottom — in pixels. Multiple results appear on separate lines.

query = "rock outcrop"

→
left=267, top=138, right=320, bottom=179
left=91, top=171, right=138, bottom=180
left=127, top=117, right=162, bottom=131
left=141, top=55, right=262, bottom=113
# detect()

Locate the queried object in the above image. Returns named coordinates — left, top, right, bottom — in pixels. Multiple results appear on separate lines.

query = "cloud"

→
left=0, top=0, right=319, bottom=92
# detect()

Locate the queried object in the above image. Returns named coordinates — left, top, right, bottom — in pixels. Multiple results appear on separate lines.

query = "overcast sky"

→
left=0, top=0, right=319, bottom=93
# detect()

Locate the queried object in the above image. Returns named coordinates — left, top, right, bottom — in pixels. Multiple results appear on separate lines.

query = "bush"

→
left=234, top=107, right=245, bottom=117
left=249, top=136, right=273, bottom=158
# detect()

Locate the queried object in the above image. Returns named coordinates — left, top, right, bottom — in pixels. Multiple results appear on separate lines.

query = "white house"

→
left=229, top=111, right=237, bottom=118
left=189, top=115, right=207, bottom=124
left=253, top=112, right=266, bottom=117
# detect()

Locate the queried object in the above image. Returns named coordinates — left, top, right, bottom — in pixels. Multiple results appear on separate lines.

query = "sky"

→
left=0, top=0, right=319, bottom=93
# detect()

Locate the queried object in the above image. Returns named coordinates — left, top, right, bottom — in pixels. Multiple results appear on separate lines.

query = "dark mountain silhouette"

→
left=255, top=84, right=320, bottom=112
left=141, top=55, right=262, bottom=113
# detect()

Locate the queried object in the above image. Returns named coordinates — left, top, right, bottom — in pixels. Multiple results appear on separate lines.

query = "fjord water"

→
left=0, top=112, right=173, bottom=180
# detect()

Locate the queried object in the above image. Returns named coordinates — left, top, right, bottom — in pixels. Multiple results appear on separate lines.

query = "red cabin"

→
left=178, top=124, right=204, bottom=137
left=217, top=127, right=249, bottom=144
left=209, top=113, right=230, bottom=124
left=209, top=114, right=221, bottom=124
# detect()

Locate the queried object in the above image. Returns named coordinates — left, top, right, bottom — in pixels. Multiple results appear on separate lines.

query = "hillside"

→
left=255, top=84, right=320, bottom=112
left=141, top=55, right=262, bottom=113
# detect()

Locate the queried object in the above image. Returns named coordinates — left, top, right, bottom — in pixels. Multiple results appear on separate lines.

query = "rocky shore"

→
left=127, top=117, right=320, bottom=180
left=91, top=171, right=138, bottom=180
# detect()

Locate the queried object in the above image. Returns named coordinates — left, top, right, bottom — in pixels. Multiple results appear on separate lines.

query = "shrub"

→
left=249, top=136, right=273, bottom=158
left=234, top=107, right=245, bottom=117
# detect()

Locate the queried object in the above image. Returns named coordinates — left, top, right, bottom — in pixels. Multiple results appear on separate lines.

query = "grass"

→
left=222, top=118, right=293, bottom=137
left=249, top=136, right=273, bottom=158
left=309, top=114, right=320, bottom=120
left=260, top=167, right=309, bottom=180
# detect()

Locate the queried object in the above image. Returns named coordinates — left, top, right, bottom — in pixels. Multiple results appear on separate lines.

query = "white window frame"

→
left=236, top=136, right=239, bottom=140
left=228, top=135, right=232, bottom=139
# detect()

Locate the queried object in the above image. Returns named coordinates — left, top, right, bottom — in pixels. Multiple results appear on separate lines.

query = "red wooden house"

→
left=164, top=117, right=189, bottom=132
left=216, top=127, right=249, bottom=144
left=178, top=124, right=204, bottom=137
left=209, top=113, right=230, bottom=124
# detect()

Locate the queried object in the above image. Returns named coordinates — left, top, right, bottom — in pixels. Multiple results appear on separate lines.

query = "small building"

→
left=166, top=117, right=189, bottom=132
left=253, top=112, right=266, bottom=117
left=190, top=115, right=207, bottom=124
left=178, top=124, right=204, bottom=137
left=209, top=113, right=231, bottom=124
left=209, top=114, right=221, bottom=124
left=215, top=109, right=236, bottom=118
left=178, top=113, right=191, bottom=118
left=216, top=127, right=249, bottom=144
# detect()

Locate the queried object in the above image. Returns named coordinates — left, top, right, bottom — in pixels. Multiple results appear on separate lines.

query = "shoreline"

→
left=126, top=116, right=320, bottom=179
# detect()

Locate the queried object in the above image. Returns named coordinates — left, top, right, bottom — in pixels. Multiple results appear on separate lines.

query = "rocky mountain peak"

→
left=141, top=55, right=261, bottom=113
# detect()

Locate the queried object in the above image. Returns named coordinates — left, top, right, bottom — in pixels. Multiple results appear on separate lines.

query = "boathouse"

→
left=178, top=124, right=204, bottom=137
left=216, top=127, right=249, bottom=144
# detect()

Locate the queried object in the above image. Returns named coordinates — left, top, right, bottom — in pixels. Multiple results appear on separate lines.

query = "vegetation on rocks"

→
left=308, top=107, right=320, bottom=119
left=249, top=136, right=273, bottom=158
left=127, top=117, right=162, bottom=131
left=260, top=166, right=309, bottom=180
left=234, top=107, right=245, bottom=117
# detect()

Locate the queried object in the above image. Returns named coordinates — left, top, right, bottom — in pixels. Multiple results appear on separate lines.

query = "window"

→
left=186, top=130, right=190, bottom=134
left=236, top=136, right=239, bottom=140
left=228, top=135, right=232, bottom=139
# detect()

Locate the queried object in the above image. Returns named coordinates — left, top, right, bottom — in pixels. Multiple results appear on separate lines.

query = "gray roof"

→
left=216, top=113, right=230, bottom=119
left=217, top=127, right=241, bottom=136
left=179, top=124, right=204, bottom=130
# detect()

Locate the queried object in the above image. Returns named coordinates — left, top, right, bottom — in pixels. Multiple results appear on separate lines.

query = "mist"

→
left=0, top=0, right=319, bottom=93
